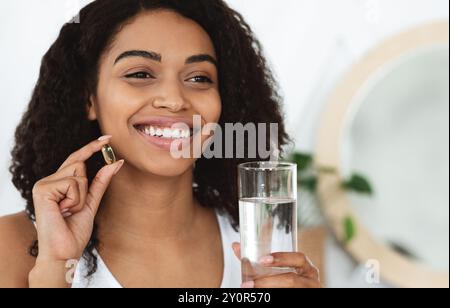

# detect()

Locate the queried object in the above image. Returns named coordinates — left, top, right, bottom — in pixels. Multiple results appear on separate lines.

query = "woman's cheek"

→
left=202, top=90, right=222, bottom=122
left=98, top=83, right=138, bottom=126
left=201, top=99, right=222, bottom=135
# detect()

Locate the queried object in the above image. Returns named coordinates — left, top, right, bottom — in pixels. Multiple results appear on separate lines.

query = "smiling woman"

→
left=0, top=0, right=321, bottom=288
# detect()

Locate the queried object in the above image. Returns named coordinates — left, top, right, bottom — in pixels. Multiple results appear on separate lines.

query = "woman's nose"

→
left=151, top=80, right=190, bottom=112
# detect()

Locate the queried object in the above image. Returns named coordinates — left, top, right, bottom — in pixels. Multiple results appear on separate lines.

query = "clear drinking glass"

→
left=238, top=161, right=298, bottom=283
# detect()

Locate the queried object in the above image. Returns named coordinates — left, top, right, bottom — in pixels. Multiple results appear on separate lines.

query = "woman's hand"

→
left=29, top=136, right=124, bottom=287
left=232, top=242, right=321, bottom=288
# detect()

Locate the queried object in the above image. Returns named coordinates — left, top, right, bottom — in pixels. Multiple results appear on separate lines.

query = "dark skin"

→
left=0, top=10, right=320, bottom=288
left=0, top=212, right=37, bottom=288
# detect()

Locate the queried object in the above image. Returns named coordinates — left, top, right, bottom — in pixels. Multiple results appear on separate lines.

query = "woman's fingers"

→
left=58, top=135, right=112, bottom=171
left=34, top=135, right=121, bottom=218
left=59, top=176, right=88, bottom=214
left=58, top=160, right=124, bottom=217
left=33, top=177, right=81, bottom=221
left=49, top=135, right=119, bottom=215
left=232, top=244, right=318, bottom=280
left=232, top=242, right=241, bottom=260
left=85, top=160, right=125, bottom=216
left=243, top=272, right=320, bottom=289
left=48, top=161, right=87, bottom=181
left=48, top=162, right=88, bottom=214
left=258, top=252, right=319, bottom=280
left=30, top=135, right=124, bottom=263
left=232, top=245, right=321, bottom=288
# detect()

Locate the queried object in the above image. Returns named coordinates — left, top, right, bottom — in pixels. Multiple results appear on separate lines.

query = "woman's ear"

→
left=87, top=95, right=98, bottom=121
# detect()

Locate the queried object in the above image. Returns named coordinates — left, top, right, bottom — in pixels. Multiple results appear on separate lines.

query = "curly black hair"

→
left=9, top=0, right=291, bottom=276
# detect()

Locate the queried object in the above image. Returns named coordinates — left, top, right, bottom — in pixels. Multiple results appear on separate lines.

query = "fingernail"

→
left=258, top=255, right=274, bottom=264
left=61, top=208, right=70, bottom=214
left=98, top=135, right=112, bottom=141
left=241, top=281, right=254, bottom=288
left=113, top=160, right=125, bottom=175
left=62, top=212, right=72, bottom=218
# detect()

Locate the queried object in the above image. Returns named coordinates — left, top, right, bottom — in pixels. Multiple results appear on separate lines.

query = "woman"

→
left=0, top=0, right=320, bottom=288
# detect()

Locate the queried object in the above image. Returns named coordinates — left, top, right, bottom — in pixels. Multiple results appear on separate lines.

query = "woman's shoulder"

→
left=0, top=211, right=37, bottom=287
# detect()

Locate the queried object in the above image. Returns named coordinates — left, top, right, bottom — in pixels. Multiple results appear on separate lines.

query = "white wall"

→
left=0, top=0, right=448, bottom=216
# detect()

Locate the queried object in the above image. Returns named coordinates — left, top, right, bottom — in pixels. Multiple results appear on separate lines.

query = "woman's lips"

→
left=134, top=126, right=193, bottom=152
left=132, top=116, right=194, bottom=129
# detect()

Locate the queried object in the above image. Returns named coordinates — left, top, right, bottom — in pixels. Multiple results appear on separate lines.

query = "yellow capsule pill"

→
left=102, top=144, right=116, bottom=165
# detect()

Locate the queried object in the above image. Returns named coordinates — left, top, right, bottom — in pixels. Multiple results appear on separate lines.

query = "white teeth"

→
left=172, top=130, right=181, bottom=138
left=163, top=129, right=171, bottom=138
left=139, top=125, right=190, bottom=139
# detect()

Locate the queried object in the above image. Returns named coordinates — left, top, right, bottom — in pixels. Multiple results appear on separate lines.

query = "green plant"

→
left=286, top=151, right=373, bottom=243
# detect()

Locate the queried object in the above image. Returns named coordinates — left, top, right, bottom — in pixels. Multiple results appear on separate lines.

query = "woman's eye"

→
left=188, top=76, right=213, bottom=84
left=125, top=72, right=154, bottom=79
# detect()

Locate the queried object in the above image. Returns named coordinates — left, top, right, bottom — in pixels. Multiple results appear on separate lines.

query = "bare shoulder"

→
left=0, top=211, right=37, bottom=288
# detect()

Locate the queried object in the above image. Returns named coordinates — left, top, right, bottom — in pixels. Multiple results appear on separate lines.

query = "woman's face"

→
left=88, top=10, right=221, bottom=177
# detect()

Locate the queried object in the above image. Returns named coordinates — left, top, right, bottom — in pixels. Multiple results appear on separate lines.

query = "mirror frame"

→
left=316, top=21, right=449, bottom=288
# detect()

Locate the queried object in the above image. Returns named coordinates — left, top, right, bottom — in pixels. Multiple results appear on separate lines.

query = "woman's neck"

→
left=95, top=164, right=203, bottom=252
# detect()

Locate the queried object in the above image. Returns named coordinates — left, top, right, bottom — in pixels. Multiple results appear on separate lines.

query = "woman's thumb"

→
left=85, top=160, right=124, bottom=215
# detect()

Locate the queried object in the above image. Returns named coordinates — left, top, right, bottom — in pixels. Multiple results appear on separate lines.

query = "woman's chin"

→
left=137, top=156, right=194, bottom=178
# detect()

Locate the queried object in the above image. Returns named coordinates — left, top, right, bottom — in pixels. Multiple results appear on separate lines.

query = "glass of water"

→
left=238, top=161, right=298, bottom=283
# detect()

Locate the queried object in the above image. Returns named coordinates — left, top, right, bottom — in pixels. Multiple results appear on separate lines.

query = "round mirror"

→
left=344, top=44, right=449, bottom=272
left=316, top=21, right=449, bottom=287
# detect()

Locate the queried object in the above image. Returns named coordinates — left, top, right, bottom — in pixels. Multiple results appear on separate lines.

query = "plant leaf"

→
left=343, top=173, right=373, bottom=195
left=291, top=152, right=313, bottom=171
left=317, top=166, right=337, bottom=174
left=343, top=216, right=356, bottom=244
left=298, top=176, right=317, bottom=192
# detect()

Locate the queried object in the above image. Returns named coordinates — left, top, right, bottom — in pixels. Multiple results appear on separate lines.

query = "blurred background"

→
left=0, top=0, right=448, bottom=287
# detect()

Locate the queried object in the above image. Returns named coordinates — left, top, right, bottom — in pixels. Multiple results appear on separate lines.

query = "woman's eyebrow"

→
left=185, top=54, right=218, bottom=68
left=114, top=50, right=217, bottom=68
left=114, top=50, right=162, bottom=64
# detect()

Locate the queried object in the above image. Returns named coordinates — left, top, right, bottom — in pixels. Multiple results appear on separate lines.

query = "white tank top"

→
left=71, top=210, right=242, bottom=288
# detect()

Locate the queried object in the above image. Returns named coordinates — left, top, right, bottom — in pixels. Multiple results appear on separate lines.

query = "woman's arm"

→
left=0, top=212, right=36, bottom=288
left=0, top=212, right=76, bottom=288
left=28, top=259, right=72, bottom=288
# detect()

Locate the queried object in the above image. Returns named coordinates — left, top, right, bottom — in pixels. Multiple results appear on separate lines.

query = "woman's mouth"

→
left=135, top=124, right=193, bottom=139
left=133, top=124, right=195, bottom=151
